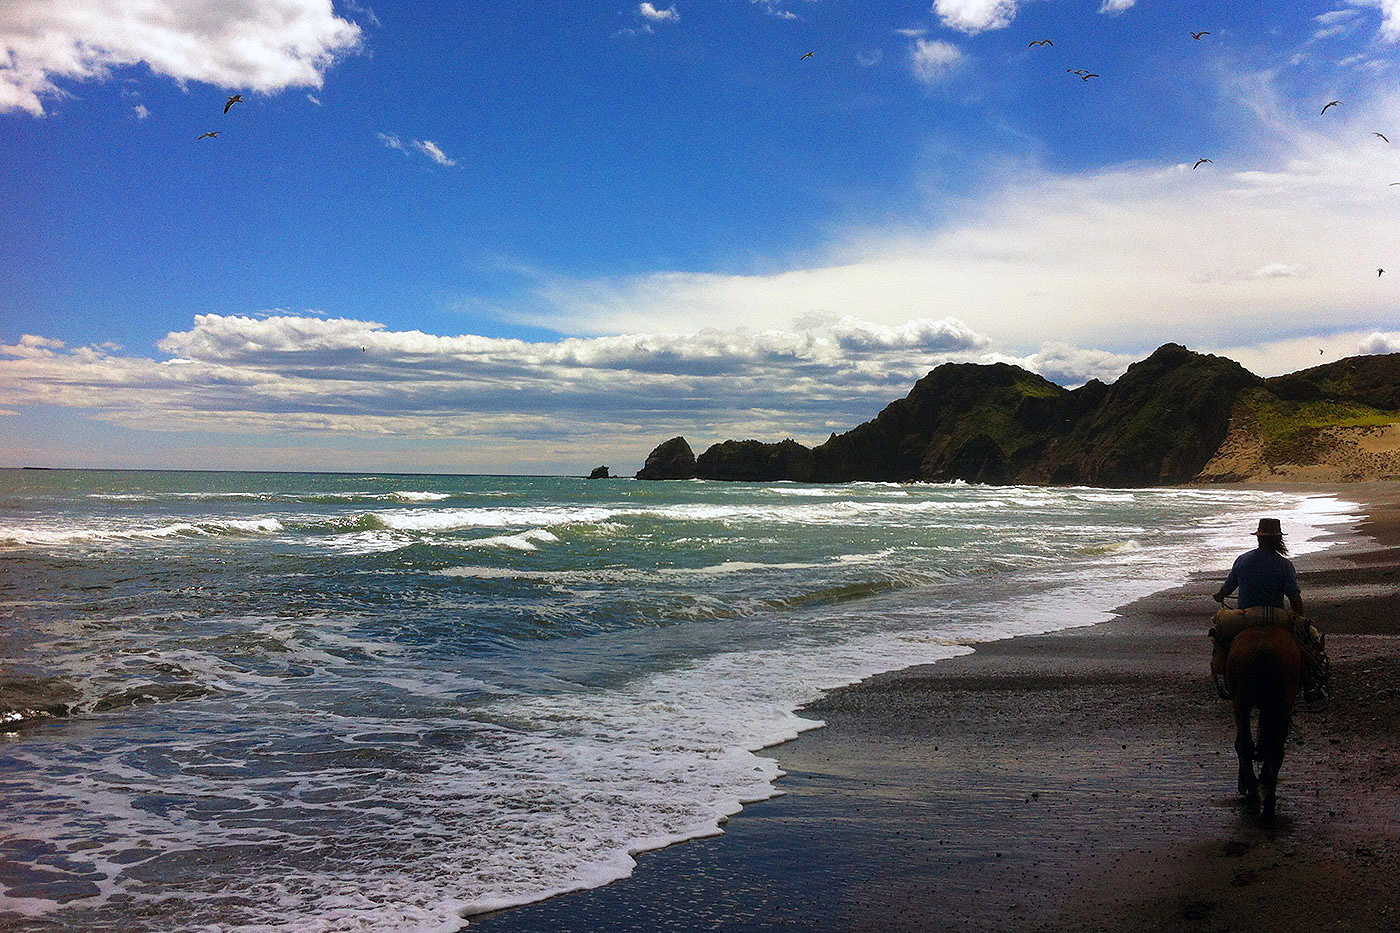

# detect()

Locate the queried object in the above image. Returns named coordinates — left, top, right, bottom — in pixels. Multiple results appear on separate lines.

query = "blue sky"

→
left=2, top=1, right=1399, bottom=472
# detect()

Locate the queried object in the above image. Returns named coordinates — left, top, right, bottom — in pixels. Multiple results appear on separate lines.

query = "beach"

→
left=477, top=485, right=1400, bottom=932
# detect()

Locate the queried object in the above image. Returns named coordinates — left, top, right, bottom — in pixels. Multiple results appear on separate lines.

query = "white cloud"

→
left=638, top=3, right=679, bottom=22
left=893, top=27, right=928, bottom=37
left=910, top=39, right=963, bottom=84
left=306, top=93, right=322, bottom=105
left=1250, top=263, right=1302, bottom=279
left=380, top=133, right=457, bottom=167
left=413, top=139, right=458, bottom=167
left=1317, top=9, right=1361, bottom=25
left=0, top=334, right=65, bottom=358
left=855, top=49, right=883, bottom=67
left=991, top=343, right=1137, bottom=387
left=1209, top=329, right=1400, bottom=376
left=1098, top=0, right=1136, bottom=15
left=1346, top=1, right=1400, bottom=40
left=1358, top=331, right=1400, bottom=353
left=751, top=1, right=798, bottom=21
left=133, top=103, right=149, bottom=120
left=933, top=1, right=1019, bottom=35
left=0, top=0, right=361, bottom=116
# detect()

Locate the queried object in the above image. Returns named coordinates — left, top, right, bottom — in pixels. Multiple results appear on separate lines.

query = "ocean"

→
left=0, top=469, right=1354, bottom=931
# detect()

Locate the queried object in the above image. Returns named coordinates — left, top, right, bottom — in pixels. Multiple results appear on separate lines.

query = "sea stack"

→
left=587, top=466, right=611, bottom=479
left=635, top=436, right=698, bottom=480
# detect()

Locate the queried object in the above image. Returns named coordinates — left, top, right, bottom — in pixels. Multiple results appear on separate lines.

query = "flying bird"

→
left=1390, top=182, right=1400, bottom=186
left=1067, top=69, right=1089, bottom=76
left=1193, top=158, right=1213, bottom=169
left=1375, top=132, right=1391, bottom=143
left=1081, top=73, right=1100, bottom=81
left=196, top=131, right=219, bottom=140
left=223, top=94, right=243, bottom=114
left=1321, top=100, right=1341, bottom=114
left=1191, top=32, right=1209, bottom=40
left=800, top=51, right=814, bottom=60
left=1320, top=348, right=1324, bottom=355
left=1380, top=269, right=1385, bottom=277
left=1029, top=39, right=1053, bottom=47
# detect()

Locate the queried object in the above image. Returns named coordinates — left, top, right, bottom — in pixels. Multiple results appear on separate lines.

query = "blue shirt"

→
left=1221, top=548, right=1301, bottom=610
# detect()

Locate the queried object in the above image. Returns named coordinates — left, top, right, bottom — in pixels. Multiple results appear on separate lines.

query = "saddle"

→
left=1208, top=605, right=1329, bottom=702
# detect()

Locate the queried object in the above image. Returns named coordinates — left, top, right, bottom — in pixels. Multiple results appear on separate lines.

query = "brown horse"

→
left=1225, top=625, right=1302, bottom=822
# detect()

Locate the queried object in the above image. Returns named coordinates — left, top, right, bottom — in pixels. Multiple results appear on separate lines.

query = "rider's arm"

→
left=1214, top=562, right=1240, bottom=603
left=1285, top=559, right=1303, bottom=616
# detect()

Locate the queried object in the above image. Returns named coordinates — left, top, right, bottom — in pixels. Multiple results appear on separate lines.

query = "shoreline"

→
left=474, top=484, right=1399, bottom=931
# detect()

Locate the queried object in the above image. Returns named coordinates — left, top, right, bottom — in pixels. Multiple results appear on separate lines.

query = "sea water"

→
left=0, top=470, right=1355, bottom=930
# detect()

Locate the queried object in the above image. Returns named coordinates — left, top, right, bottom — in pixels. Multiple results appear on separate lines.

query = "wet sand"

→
left=475, top=486, right=1400, bottom=932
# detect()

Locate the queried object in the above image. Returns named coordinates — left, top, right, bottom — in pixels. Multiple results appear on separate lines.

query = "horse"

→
left=1225, top=624, right=1302, bottom=822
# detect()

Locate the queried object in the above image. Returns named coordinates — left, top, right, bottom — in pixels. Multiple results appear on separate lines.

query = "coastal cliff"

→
left=637, top=345, right=1400, bottom=486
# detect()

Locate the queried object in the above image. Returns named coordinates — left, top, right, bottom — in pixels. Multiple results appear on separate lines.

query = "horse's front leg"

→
left=1234, top=700, right=1259, bottom=806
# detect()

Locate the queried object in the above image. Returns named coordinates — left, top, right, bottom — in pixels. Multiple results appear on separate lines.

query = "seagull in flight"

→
left=1081, top=73, right=1100, bottom=81
left=1321, top=100, right=1341, bottom=115
left=1067, top=69, right=1089, bottom=76
left=800, top=51, right=814, bottom=60
left=1375, top=132, right=1391, bottom=143
left=1028, top=39, right=1053, bottom=47
left=1191, top=32, right=1209, bottom=40
left=1193, top=158, right=1213, bottom=169
left=224, top=94, right=243, bottom=114
left=196, top=131, right=219, bottom=140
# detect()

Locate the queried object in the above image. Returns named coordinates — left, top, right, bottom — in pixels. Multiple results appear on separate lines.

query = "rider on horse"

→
left=1210, top=517, right=1328, bottom=700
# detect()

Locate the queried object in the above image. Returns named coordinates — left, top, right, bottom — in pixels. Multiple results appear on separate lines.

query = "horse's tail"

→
left=1229, top=630, right=1301, bottom=765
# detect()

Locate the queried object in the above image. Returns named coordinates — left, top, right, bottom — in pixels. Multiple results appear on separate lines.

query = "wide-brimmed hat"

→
left=1253, top=517, right=1285, bottom=537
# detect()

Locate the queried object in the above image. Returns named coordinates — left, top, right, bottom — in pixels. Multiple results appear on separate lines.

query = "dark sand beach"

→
left=477, top=486, right=1400, bottom=932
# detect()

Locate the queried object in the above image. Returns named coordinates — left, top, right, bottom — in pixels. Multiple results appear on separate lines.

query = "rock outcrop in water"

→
left=587, top=466, right=611, bottom=479
left=636, top=345, right=1400, bottom=486
left=635, top=436, right=698, bottom=480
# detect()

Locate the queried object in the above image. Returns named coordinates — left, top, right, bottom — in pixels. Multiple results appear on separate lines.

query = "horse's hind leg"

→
left=1257, top=707, right=1292, bottom=823
left=1234, top=699, right=1259, bottom=806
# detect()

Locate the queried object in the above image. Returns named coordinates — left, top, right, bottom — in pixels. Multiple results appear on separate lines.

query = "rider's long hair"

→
left=1258, top=534, right=1289, bottom=556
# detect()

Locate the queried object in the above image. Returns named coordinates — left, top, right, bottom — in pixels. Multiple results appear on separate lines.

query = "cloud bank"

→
left=0, top=0, right=362, bottom=116
left=0, top=313, right=1131, bottom=457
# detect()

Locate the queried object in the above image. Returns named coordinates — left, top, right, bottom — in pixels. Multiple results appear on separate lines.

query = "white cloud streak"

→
left=1098, top=0, right=1136, bottom=15
left=413, top=139, right=457, bottom=167
left=509, top=79, right=1400, bottom=365
left=381, top=133, right=458, bottom=167
left=751, top=1, right=798, bottom=21
left=0, top=0, right=361, bottom=116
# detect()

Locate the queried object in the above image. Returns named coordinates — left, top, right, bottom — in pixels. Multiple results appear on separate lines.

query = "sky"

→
left=2, top=0, right=1399, bottom=474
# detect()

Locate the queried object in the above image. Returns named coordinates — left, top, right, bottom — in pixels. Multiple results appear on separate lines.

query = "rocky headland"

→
left=635, top=344, right=1400, bottom=486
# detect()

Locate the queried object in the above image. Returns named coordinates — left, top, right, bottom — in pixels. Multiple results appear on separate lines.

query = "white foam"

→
left=462, top=528, right=561, bottom=551
left=0, top=517, right=285, bottom=547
